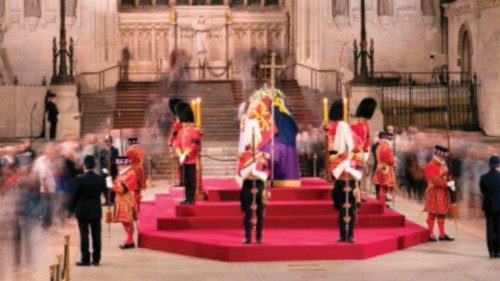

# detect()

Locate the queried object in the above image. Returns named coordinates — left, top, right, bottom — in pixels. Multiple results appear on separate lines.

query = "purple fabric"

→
left=262, top=138, right=300, bottom=180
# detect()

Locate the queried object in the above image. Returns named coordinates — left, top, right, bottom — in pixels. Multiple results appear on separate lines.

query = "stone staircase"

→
left=80, top=89, right=116, bottom=135
left=103, top=79, right=338, bottom=180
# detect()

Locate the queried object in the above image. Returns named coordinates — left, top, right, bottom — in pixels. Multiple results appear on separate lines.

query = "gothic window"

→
left=211, top=0, right=224, bottom=4
left=248, top=0, right=260, bottom=6
left=193, top=0, right=206, bottom=5
left=0, top=0, right=5, bottom=18
left=230, top=0, right=244, bottom=6
left=421, top=0, right=435, bottom=16
left=459, top=25, right=473, bottom=81
left=121, top=0, right=134, bottom=5
left=265, top=0, right=279, bottom=5
left=377, top=0, right=392, bottom=16
left=139, top=0, right=152, bottom=5
left=332, top=0, right=348, bottom=16
left=177, top=0, right=189, bottom=5
left=24, top=0, right=41, bottom=17
left=156, top=0, right=168, bottom=5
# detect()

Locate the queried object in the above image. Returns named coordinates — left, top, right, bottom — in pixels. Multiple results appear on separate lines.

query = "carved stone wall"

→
left=445, top=0, right=500, bottom=136
left=295, top=0, right=442, bottom=92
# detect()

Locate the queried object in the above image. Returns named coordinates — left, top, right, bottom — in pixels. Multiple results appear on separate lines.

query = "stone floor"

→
left=66, top=182, right=500, bottom=281
left=0, top=181, right=498, bottom=281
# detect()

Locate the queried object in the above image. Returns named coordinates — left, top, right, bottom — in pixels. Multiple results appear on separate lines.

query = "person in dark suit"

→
left=99, top=135, right=119, bottom=206
left=71, top=155, right=107, bottom=266
left=480, top=155, right=500, bottom=258
left=46, top=92, right=59, bottom=140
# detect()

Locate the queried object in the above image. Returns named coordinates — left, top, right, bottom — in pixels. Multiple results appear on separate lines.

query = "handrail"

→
left=76, top=63, right=121, bottom=95
left=294, top=63, right=341, bottom=94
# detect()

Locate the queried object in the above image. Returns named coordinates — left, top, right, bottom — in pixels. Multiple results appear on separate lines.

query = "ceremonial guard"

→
left=236, top=118, right=270, bottom=244
left=372, top=131, right=397, bottom=205
left=327, top=100, right=362, bottom=243
left=424, top=145, right=455, bottom=242
left=168, top=98, right=184, bottom=186
left=174, top=102, right=201, bottom=205
left=125, top=137, right=146, bottom=213
left=113, top=156, right=138, bottom=249
left=350, top=98, right=377, bottom=162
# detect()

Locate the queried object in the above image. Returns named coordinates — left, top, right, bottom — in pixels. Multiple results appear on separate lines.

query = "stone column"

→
left=49, top=84, right=80, bottom=139
left=350, top=85, right=383, bottom=136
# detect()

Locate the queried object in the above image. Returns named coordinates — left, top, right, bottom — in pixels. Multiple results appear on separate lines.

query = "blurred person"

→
left=71, top=155, right=106, bottom=266
left=168, top=98, right=184, bottom=186
left=113, top=156, right=138, bottom=249
left=424, top=145, right=455, bottom=242
left=32, top=142, right=60, bottom=228
left=18, top=139, right=36, bottom=163
left=58, top=140, right=83, bottom=224
left=99, top=135, right=119, bottom=206
left=480, top=155, right=500, bottom=258
left=82, top=134, right=100, bottom=173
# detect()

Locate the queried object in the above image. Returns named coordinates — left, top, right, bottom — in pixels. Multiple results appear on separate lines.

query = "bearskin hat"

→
left=355, top=97, right=377, bottom=119
left=175, top=101, right=195, bottom=123
left=329, top=99, right=344, bottom=121
left=168, top=98, right=183, bottom=115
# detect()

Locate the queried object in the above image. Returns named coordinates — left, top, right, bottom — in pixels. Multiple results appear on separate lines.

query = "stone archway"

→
left=458, top=23, right=473, bottom=81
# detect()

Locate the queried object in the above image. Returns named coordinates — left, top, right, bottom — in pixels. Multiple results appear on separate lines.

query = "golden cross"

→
left=259, top=52, right=286, bottom=90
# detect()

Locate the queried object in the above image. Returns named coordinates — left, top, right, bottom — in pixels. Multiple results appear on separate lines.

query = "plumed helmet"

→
left=175, top=101, right=195, bottom=123
left=329, top=99, right=344, bottom=121
left=355, top=97, right=377, bottom=119
left=168, top=98, right=183, bottom=115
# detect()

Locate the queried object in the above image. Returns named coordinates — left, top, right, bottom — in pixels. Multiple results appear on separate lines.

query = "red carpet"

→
left=138, top=178, right=429, bottom=261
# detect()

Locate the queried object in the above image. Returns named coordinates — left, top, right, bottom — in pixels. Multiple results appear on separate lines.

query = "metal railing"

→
left=77, top=64, right=121, bottom=95
left=379, top=72, right=479, bottom=131
left=295, top=63, right=341, bottom=94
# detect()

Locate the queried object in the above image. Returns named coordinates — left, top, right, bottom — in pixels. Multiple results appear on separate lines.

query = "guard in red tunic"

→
left=424, top=145, right=455, bottom=242
left=113, top=156, right=138, bottom=249
left=168, top=98, right=184, bottom=186
left=350, top=98, right=377, bottom=163
left=236, top=117, right=270, bottom=244
left=125, top=137, right=146, bottom=213
left=174, top=102, right=201, bottom=205
left=327, top=100, right=362, bottom=243
left=372, top=131, right=397, bottom=205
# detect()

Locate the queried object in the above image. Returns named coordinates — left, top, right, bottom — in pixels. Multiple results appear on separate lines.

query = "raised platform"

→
left=138, top=178, right=429, bottom=261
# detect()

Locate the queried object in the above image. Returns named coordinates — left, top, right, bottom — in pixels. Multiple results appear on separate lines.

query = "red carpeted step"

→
left=139, top=225, right=429, bottom=261
left=138, top=178, right=429, bottom=261
left=208, top=188, right=332, bottom=201
left=157, top=213, right=405, bottom=230
left=174, top=201, right=384, bottom=217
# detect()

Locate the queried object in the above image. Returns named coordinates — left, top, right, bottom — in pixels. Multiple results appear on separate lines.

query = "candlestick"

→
left=196, top=98, right=201, bottom=129
left=342, top=98, right=348, bottom=122
left=323, top=98, right=328, bottom=125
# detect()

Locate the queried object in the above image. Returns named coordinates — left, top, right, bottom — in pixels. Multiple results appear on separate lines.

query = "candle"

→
left=196, top=98, right=202, bottom=129
left=191, top=99, right=197, bottom=125
left=342, top=98, right=348, bottom=122
left=322, top=98, right=328, bottom=125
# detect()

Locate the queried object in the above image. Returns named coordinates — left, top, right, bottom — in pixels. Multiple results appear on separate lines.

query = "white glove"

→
left=102, top=168, right=109, bottom=175
left=240, top=163, right=256, bottom=180
left=179, top=154, right=186, bottom=164
left=447, top=180, right=456, bottom=192
left=363, top=152, right=370, bottom=162
left=105, top=176, right=113, bottom=188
